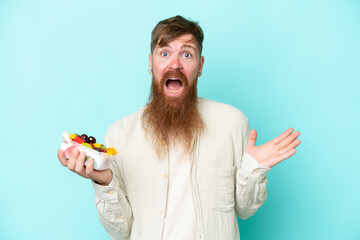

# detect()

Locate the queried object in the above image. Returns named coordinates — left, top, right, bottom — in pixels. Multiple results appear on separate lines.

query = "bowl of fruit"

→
left=60, top=131, right=117, bottom=170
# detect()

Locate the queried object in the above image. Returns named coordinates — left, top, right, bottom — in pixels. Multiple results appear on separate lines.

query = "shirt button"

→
left=254, top=169, right=260, bottom=173
left=108, top=190, right=114, bottom=194
left=119, top=215, right=124, bottom=219
left=245, top=193, right=249, bottom=196
left=163, top=173, right=168, bottom=178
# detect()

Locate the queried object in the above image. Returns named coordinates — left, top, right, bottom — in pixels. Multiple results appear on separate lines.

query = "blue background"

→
left=0, top=0, right=359, bottom=239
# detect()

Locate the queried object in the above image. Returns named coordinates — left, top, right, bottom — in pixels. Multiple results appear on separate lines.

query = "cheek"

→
left=186, top=68, right=199, bottom=80
left=152, top=70, right=161, bottom=83
left=153, top=63, right=166, bottom=78
left=187, top=62, right=200, bottom=75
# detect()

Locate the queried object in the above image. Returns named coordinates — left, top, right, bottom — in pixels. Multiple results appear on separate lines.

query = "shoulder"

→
left=198, top=97, right=248, bottom=126
left=105, top=107, right=144, bottom=142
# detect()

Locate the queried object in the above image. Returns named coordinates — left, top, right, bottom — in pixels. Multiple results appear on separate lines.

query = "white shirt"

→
left=162, top=145, right=196, bottom=240
left=92, top=97, right=272, bottom=240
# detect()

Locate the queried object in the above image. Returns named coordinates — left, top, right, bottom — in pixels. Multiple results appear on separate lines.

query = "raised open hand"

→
left=245, top=128, right=301, bottom=168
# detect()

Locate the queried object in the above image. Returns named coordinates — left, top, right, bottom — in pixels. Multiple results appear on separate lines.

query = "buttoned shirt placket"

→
left=190, top=134, right=206, bottom=240
left=158, top=141, right=170, bottom=240
left=157, top=135, right=205, bottom=240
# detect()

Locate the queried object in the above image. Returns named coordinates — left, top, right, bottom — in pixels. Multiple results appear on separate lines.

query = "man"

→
left=58, top=15, right=301, bottom=240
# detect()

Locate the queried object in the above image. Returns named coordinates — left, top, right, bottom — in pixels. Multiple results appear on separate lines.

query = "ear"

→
left=148, top=53, right=153, bottom=74
left=198, top=56, right=205, bottom=76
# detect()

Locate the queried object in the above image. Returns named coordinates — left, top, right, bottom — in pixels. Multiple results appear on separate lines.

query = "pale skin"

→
left=149, top=34, right=204, bottom=97
left=57, top=148, right=112, bottom=186
left=246, top=128, right=301, bottom=168
left=57, top=33, right=301, bottom=184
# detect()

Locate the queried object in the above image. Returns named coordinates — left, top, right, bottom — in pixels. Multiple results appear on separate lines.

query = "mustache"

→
left=160, top=69, right=189, bottom=87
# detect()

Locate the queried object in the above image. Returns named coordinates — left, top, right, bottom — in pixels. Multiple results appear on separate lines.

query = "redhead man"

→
left=58, top=15, right=301, bottom=240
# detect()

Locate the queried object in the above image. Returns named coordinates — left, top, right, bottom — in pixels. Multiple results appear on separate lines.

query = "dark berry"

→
left=94, top=147, right=102, bottom=152
left=80, top=134, right=89, bottom=143
left=89, top=136, right=96, bottom=144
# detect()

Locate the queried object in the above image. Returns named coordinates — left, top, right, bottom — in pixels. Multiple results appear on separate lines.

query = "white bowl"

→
left=60, top=132, right=115, bottom=170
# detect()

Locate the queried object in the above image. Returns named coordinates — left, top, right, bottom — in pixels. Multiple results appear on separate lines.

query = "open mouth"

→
left=165, top=78, right=183, bottom=96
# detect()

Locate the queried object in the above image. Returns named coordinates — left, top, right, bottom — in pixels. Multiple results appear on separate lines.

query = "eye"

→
left=161, top=52, right=168, bottom=57
left=183, top=52, right=191, bottom=58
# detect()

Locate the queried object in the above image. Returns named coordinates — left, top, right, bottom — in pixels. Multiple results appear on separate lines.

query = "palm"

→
left=245, top=128, right=301, bottom=168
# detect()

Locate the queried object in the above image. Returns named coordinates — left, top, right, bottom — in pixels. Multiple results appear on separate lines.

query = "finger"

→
left=279, top=139, right=301, bottom=155
left=277, top=131, right=300, bottom=150
left=273, top=128, right=294, bottom=145
left=86, top=159, right=107, bottom=181
left=85, top=158, right=95, bottom=175
left=67, top=148, right=79, bottom=171
left=75, top=151, right=87, bottom=173
left=273, top=149, right=297, bottom=166
left=57, top=149, right=68, bottom=167
left=247, top=129, right=257, bottom=147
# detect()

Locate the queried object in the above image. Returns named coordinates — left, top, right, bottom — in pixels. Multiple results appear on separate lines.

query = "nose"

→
left=169, top=55, right=183, bottom=70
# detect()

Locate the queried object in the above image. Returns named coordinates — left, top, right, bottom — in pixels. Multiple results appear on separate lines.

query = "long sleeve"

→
left=234, top=117, right=271, bottom=220
left=92, top=123, right=134, bottom=239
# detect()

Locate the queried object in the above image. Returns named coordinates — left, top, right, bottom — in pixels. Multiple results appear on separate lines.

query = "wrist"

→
left=93, top=169, right=113, bottom=186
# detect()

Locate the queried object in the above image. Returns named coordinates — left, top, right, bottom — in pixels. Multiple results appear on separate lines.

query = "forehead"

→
left=156, top=34, right=197, bottom=50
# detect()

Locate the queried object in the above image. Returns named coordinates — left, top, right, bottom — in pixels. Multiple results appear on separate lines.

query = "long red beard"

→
left=141, top=70, right=204, bottom=159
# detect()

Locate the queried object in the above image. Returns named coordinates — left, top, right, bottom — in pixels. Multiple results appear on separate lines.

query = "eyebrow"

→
left=158, top=43, right=196, bottom=51
left=181, top=44, right=196, bottom=51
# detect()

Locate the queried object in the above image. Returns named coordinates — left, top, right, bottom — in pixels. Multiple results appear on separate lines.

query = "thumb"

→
left=247, top=129, right=257, bottom=147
